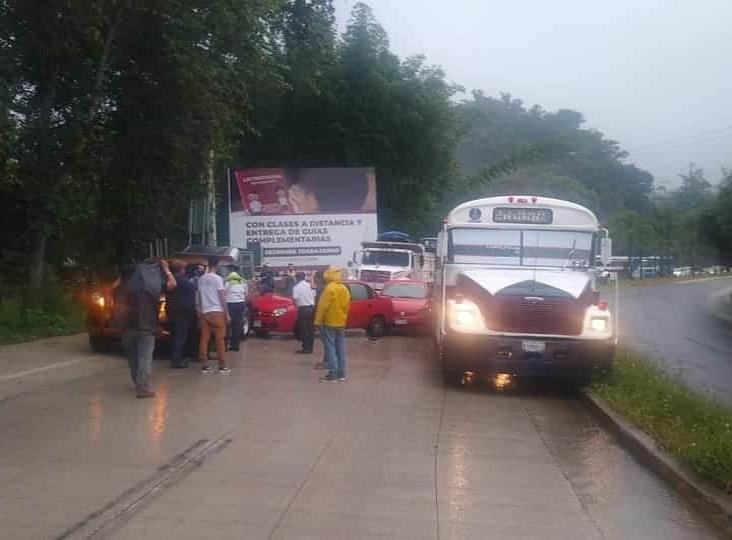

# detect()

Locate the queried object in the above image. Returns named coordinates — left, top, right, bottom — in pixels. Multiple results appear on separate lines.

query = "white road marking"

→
left=0, top=357, right=93, bottom=382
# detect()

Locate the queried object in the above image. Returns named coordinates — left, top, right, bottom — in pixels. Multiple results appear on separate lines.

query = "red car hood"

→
left=251, top=293, right=293, bottom=311
left=388, top=297, right=429, bottom=315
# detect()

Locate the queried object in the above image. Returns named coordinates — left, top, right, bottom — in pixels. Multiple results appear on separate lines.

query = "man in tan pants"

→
left=196, top=256, right=230, bottom=373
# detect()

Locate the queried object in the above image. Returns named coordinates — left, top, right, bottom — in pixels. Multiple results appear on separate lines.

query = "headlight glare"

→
left=448, top=299, right=484, bottom=332
left=91, top=292, right=105, bottom=308
left=273, top=307, right=287, bottom=317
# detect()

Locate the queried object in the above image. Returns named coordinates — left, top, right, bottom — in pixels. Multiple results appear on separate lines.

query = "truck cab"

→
left=434, top=196, right=617, bottom=384
left=353, top=241, right=435, bottom=290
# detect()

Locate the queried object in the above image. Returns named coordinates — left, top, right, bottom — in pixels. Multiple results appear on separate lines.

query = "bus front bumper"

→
left=442, top=333, right=615, bottom=378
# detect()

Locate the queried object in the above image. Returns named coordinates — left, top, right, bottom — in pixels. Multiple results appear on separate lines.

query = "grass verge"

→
left=592, top=347, right=732, bottom=494
left=0, top=292, right=85, bottom=345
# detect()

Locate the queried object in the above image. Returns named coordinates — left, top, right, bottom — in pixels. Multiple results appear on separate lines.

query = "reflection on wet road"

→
left=618, top=277, right=732, bottom=407
left=0, top=334, right=724, bottom=539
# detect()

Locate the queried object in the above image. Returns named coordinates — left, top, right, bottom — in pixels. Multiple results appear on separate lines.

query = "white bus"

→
left=433, top=195, right=617, bottom=383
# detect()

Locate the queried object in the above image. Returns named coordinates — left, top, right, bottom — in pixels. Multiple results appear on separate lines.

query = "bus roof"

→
left=446, top=196, right=599, bottom=231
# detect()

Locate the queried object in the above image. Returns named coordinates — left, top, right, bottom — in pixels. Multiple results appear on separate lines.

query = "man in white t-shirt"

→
left=196, top=256, right=230, bottom=373
left=292, top=272, right=316, bottom=353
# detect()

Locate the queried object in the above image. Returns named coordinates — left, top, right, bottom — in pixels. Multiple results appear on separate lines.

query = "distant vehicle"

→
left=704, top=265, right=728, bottom=275
left=421, top=237, right=438, bottom=253
left=87, top=245, right=251, bottom=352
left=378, top=230, right=414, bottom=243
left=434, top=195, right=617, bottom=383
left=380, top=280, right=431, bottom=331
left=351, top=241, right=435, bottom=290
left=249, top=280, right=393, bottom=338
left=673, top=266, right=693, bottom=277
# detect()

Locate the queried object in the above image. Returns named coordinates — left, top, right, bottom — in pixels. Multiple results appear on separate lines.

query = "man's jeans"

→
left=122, top=330, right=155, bottom=390
left=322, top=325, right=346, bottom=378
left=170, top=313, right=195, bottom=367
left=296, top=305, right=315, bottom=352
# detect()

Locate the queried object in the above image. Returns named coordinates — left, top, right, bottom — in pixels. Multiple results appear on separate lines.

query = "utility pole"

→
left=204, top=148, right=217, bottom=247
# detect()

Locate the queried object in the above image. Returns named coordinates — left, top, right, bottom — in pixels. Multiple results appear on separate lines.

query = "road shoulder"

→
left=580, top=389, right=732, bottom=537
left=707, top=287, right=732, bottom=326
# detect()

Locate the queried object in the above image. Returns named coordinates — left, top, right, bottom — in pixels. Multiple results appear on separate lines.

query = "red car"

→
left=380, top=280, right=431, bottom=331
left=250, top=280, right=393, bottom=338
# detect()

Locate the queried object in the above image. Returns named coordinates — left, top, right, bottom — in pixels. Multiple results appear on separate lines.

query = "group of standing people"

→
left=115, top=256, right=351, bottom=398
left=115, top=256, right=249, bottom=398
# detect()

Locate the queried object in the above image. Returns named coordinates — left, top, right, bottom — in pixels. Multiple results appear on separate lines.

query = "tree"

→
left=701, top=169, right=732, bottom=265
left=1, top=0, right=127, bottom=300
left=454, top=92, right=655, bottom=221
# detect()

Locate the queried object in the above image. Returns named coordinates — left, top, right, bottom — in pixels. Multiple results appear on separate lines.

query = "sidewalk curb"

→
left=707, top=287, right=732, bottom=326
left=580, top=389, right=732, bottom=536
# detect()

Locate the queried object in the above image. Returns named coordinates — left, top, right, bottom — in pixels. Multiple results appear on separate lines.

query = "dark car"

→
left=87, top=246, right=251, bottom=352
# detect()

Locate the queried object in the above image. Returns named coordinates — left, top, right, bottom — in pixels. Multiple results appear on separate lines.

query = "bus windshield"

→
left=449, top=228, right=593, bottom=268
left=361, top=250, right=411, bottom=267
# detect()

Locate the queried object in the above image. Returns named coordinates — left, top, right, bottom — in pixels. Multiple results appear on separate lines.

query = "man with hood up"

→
left=314, top=267, right=351, bottom=382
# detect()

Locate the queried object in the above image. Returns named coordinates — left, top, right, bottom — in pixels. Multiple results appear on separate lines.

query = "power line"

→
left=626, top=124, right=732, bottom=152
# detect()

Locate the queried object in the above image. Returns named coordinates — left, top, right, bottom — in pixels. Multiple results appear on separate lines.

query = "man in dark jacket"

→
left=119, top=259, right=176, bottom=398
left=166, top=260, right=197, bottom=369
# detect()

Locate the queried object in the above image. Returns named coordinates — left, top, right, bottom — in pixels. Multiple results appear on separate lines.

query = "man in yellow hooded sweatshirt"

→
left=314, top=267, right=351, bottom=382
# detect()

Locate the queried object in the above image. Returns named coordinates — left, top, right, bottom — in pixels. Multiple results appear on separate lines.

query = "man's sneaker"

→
left=314, top=362, right=328, bottom=370
left=136, top=388, right=156, bottom=399
left=200, top=365, right=214, bottom=374
left=319, top=374, right=338, bottom=383
left=338, top=377, right=346, bottom=382
left=219, top=366, right=231, bottom=374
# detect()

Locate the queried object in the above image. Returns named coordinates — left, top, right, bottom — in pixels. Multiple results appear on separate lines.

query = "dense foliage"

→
left=0, top=0, right=729, bottom=301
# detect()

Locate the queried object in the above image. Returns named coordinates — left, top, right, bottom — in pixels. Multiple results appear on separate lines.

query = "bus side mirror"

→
left=600, top=237, right=612, bottom=266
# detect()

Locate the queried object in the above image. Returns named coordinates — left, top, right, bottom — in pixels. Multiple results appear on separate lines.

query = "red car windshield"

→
left=381, top=282, right=427, bottom=299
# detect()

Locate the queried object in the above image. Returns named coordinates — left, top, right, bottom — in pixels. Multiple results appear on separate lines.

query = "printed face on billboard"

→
left=232, top=168, right=377, bottom=216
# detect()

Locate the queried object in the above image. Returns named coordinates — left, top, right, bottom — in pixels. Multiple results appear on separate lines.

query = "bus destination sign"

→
left=493, top=207, right=553, bottom=224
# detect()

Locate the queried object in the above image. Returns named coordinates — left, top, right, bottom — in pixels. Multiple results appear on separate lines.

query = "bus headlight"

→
left=448, top=299, right=485, bottom=332
left=589, top=317, right=607, bottom=332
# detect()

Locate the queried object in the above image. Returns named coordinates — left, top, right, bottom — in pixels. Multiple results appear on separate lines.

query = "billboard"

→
left=228, top=167, right=378, bottom=269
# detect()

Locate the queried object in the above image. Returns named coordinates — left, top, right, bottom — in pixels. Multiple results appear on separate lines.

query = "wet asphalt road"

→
left=0, top=333, right=725, bottom=539
left=617, top=276, right=732, bottom=408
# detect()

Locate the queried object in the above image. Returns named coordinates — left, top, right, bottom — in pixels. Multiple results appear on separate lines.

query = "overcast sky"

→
left=335, top=0, right=732, bottom=186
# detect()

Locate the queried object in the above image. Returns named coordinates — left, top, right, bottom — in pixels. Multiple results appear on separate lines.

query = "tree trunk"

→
left=27, top=230, right=47, bottom=305
left=26, top=71, right=57, bottom=304
left=205, top=148, right=217, bottom=247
